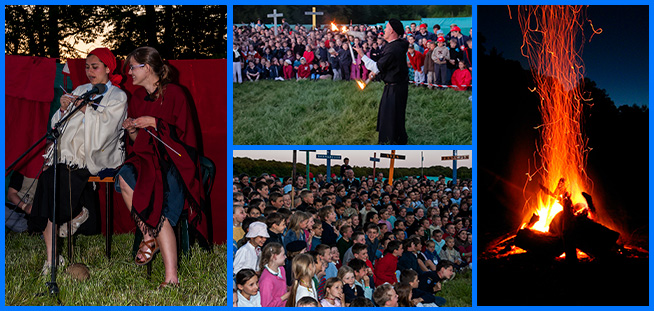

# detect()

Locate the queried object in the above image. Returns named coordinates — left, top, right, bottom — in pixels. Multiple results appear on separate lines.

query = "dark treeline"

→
left=477, top=32, right=649, bottom=246
left=234, top=157, right=472, bottom=181
left=5, top=5, right=226, bottom=60
left=234, top=5, right=471, bottom=25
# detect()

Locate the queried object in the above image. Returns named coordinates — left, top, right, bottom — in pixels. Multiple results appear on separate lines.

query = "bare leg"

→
left=118, top=175, right=134, bottom=212
left=119, top=175, right=151, bottom=262
left=43, top=220, right=57, bottom=265
left=157, top=219, right=178, bottom=284
left=119, top=175, right=178, bottom=284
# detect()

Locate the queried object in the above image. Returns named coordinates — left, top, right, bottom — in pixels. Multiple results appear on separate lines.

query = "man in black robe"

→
left=356, top=19, right=409, bottom=144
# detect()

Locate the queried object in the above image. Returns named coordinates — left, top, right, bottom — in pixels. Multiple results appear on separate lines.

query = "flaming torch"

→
left=344, top=29, right=368, bottom=90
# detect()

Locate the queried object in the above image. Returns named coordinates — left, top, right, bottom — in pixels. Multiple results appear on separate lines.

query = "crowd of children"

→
left=233, top=21, right=471, bottom=90
left=233, top=169, right=472, bottom=307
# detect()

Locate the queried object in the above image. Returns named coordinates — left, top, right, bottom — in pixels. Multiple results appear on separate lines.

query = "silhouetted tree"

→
left=5, top=5, right=227, bottom=59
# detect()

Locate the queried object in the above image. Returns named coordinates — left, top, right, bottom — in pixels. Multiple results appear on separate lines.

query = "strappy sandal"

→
left=135, top=238, right=159, bottom=266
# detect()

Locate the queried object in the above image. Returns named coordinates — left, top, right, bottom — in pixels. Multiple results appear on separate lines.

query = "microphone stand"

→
left=8, top=96, right=90, bottom=300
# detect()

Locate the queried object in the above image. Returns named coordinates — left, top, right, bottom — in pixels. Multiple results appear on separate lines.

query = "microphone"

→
left=78, top=84, right=107, bottom=100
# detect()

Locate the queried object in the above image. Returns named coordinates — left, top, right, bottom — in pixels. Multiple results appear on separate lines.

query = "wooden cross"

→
left=380, top=150, right=406, bottom=185
left=267, top=9, right=284, bottom=36
left=304, top=7, right=324, bottom=29
left=316, top=150, right=342, bottom=183
left=441, top=151, right=469, bottom=186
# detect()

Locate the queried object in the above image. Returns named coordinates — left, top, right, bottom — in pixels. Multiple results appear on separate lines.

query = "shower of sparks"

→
left=517, top=5, right=599, bottom=231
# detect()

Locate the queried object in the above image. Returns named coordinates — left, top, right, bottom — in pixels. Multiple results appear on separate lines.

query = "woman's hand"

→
left=132, top=116, right=157, bottom=129
left=280, top=291, right=290, bottom=301
left=122, top=118, right=136, bottom=132
left=59, top=94, right=79, bottom=112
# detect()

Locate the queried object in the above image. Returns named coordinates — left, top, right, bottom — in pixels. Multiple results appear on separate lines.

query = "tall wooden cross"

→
left=304, top=7, right=324, bottom=30
left=380, top=150, right=406, bottom=185
left=267, top=9, right=284, bottom=36
left=300, top=150, right=316, bottom=189
left=441, top=151, right=469, bottom=186
left=316, top=150, right=341, bottom=183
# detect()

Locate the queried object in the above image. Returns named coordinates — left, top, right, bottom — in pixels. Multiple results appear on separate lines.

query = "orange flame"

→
left=331, top=22, right=338, bottom=31
left=518, top=6, right=593, bottom=231
left=356, top=80, right=366, bottom=90
left=558, top=249, right=590, bottom=259
left=342, top=26, right=348, bottom=33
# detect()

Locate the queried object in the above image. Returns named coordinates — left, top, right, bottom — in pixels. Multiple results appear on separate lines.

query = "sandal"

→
left=135, top=238, right=159, bottom=266
left=157, top=281, right=180, bottom=290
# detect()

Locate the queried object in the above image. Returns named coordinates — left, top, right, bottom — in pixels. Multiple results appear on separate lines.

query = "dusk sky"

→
left=233, top=150, right=472, bottom=169
left=479, top=5, right=649, bottom=107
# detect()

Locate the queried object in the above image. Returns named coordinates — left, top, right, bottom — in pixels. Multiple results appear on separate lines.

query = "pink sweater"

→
left=259, top=266, right=288, bottom=307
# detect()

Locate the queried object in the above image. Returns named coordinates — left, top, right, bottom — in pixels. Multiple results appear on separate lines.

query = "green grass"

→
left=5, top=232, right=227, bottom=306
left=233, top=80, right=472, bottom=145
left=440, top=268, right=472, bottom=307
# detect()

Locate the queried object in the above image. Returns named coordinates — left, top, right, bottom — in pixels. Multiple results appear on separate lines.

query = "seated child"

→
left=372, top=283, right=399, bottom=307
left=236, top=269, right=261, bottom=307
left=338, top=266, right=364, bottom=306
left=259, top=243, right=289, bottom=307
left=234, top=222, right=269, bottom=275
left=297, top=57, right=311, bottom=80
left=320, top=277, right=344, bottom=307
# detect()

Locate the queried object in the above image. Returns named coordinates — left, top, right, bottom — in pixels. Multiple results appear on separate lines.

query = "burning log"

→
left=561, top=191, right=577, bottom=262
left=514, top=228, right=563, bottom=257
left=573, top=216, right=620, bottom=258
left=515, top=192, right=620, bottom=260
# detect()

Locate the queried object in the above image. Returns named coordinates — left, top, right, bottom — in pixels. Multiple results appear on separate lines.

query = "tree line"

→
left=5, top=5, right=226, bottom=60
left=234, top=157, right=472, bottom=181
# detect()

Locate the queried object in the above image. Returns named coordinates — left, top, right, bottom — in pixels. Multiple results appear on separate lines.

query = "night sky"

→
left=479, top=5, right=649, bottom=107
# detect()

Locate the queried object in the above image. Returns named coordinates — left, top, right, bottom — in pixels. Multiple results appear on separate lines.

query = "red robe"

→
left=451, top=68, right=472, bottom=91
left=302, top=50, right=315, bottom=65
left=126, top=84, right=207, bottom=239
left=407, top=50, right=424, bottom=72
left=297, top=64, right=311, bottom=79
left=283, top=65, right=294, bottom=80
left=373, top=253, right=399, bottom=285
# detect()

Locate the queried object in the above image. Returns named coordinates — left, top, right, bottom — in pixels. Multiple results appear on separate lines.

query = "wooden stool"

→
left=88, top=176, right=114, bottom=259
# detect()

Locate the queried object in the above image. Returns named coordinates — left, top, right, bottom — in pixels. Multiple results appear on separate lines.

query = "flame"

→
left=531, top=201, right=563, bottom=232
left=558, top=249, right=590, bottom=259
left=331, top=22, right=338, bottom=31
left=518, top=6, right=595, bottom=230
left=342, top=26, right=348, bottom=33
left=356, top=80, right=366, bottom=90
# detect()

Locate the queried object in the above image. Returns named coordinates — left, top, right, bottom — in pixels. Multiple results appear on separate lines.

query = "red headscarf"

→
left=88, top=47, right=123, bottom=88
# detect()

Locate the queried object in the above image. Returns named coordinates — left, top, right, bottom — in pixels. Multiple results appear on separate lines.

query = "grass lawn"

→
left=440, top=268, right=472, bottom=307
left=233, top=80, right=472, bottom=145
left=5, top=232, right=227, bottom=306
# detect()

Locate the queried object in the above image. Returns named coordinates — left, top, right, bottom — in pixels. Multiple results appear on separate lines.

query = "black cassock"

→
left=376, top=38, right=409, bottom=145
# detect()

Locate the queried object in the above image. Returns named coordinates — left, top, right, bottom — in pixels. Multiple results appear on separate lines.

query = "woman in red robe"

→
left=116, top=46, right=206, bottom=288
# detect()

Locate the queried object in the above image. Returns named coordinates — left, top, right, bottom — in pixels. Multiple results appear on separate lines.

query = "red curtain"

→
left=5, top=55, right=56, bottom=178
left=7, top=56, right=227, bottom=244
